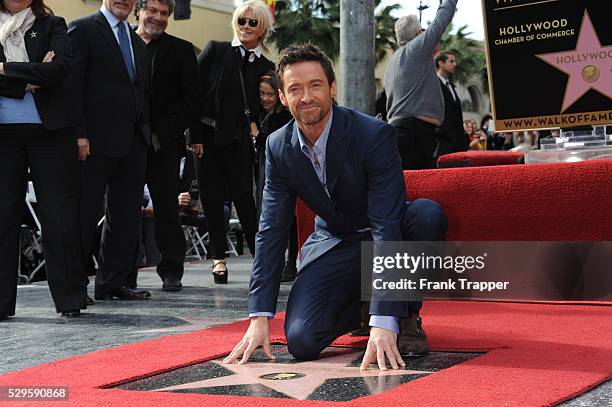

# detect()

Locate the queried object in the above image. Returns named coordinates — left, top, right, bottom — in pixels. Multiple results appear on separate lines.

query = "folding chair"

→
left=18, top=181, right=46, bottom=284
left=226, top=218, right=241, bottom=257
left=184, top=225, right=208, bottom=260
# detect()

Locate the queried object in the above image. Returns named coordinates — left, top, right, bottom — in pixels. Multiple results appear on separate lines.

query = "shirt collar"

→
left=297, top=109, right=334, bottom=160
left=231, top=37, right=262, bottom=58
left=437, top=73, right=450, bottom=85
left=100, top=4, right=126, bottom=29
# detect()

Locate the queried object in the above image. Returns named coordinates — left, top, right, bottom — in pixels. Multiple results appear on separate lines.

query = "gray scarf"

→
left=0, top=8, right=35, bottom=62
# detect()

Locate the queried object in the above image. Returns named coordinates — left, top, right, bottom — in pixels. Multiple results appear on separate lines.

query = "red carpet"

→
left=1, top=301, right=610, bottom=406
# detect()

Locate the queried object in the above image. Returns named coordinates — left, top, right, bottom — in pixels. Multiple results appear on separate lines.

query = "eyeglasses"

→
left=238, top=17, right=259, bottom=28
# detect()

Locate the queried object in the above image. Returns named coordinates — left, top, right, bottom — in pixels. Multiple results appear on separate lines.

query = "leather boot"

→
left=349, top=302, right=371, bottom=337
left=397, top=314, right=429, bottom=356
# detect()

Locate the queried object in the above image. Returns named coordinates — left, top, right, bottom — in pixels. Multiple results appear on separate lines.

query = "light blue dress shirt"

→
left=249, top=110, right=399, bottom=334
left=99, top=5, right=135, bottom=67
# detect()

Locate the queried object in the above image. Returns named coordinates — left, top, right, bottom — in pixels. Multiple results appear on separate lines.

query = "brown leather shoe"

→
left=397, top=314, right=429, bottom=356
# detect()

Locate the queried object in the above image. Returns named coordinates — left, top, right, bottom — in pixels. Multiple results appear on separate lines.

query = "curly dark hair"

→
left=276, top=43, right=335, bottom=91
left=0, top=0, right=53, bottom=18
left=135, top=0, right=175, bottom=17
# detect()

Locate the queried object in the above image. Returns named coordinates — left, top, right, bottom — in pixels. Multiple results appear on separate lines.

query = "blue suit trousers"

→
left=285, top=199, right=447, bottom=360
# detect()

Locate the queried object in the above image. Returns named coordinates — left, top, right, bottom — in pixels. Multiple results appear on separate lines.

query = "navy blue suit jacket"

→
left=248, top=105, right=411, bottom=318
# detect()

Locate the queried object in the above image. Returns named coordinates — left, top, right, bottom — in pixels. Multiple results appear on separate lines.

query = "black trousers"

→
left=392, top=118, right=438, bottom=170
left=0, top=125, right=83, bottom=315
left=197, top=140, right=257, bottom=259
left=80, top=136, right=147, bottom=297
left=146, top=141, right=185, bottom=280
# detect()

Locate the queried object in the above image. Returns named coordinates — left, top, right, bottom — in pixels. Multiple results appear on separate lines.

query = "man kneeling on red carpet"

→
left=223, top=44, right=447, bottom=371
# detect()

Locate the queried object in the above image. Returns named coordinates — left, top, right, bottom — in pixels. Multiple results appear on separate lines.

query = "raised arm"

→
left=419, top=0, right=459, bottom=52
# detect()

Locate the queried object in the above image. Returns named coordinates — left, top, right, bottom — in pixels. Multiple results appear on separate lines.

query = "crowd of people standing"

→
left=0, top=0, right=293, bottom=320
left=2, top=0, right=508, bottom=328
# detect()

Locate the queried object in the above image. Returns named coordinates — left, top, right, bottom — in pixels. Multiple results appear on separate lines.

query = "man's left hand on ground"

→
left=360, top=327, right=406, bottom=371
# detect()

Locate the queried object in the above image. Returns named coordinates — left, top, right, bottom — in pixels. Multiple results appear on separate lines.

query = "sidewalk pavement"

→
left=1, top=256, right=290, bottom=375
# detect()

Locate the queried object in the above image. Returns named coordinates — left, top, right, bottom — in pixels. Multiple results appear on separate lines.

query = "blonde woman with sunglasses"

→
left=197, top=1, right=274, bottom=284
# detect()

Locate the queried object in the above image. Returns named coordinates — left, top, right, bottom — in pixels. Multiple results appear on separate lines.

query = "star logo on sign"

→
left=156, top=350, right=431, bottom=400
left=536, top=11, right=612, bottom=112
left=30, top=31, right=37, bottom=38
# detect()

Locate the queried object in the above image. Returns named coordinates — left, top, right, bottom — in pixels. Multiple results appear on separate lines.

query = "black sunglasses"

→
left=238, top=17, right=259, bottom=28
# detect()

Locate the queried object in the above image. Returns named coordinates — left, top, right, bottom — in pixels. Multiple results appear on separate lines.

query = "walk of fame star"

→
left=536, top=11, right=612, bottom=112
left=156, top=350, right=432, bottom=400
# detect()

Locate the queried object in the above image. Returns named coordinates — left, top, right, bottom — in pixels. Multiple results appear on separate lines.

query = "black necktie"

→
left=242, top=49, right=252, bottom=71
left=446, top=80, right=457, bottom=102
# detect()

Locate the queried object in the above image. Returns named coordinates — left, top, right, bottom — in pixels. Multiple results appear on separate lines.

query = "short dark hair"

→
left=276, top=43, right=335, bottom=91
left=0, top=0, right=53, bottom=18
left=135, top=0, right=175, bottom=16
left=434, top=51, right=454, bottom=69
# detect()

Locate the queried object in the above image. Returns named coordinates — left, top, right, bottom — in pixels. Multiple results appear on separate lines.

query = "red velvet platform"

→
left=437, top=150, right=524, bottom=168
left=296, top=160, right=612, bottom=246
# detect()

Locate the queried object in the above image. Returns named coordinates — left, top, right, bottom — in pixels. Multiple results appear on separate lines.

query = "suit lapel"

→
left=0, top=20, right=42, bottom=62
left=150, top=32, right=169, bottom=79
left=325, top=106, right=351, bottom=196
left=439, top=78, right=461, bottom=110
left=130, top=28, right=145, bottom=85
left=218, top=44, right=241, bottom=101
left=24, top=19, right=42, bottom=62
left=286, top=123, right=333, bottom=209
left=94, top=11, right=131, bottom=82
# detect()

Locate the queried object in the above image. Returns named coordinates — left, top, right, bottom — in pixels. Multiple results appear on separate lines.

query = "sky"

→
left=234, top=0, right=485, bottom=41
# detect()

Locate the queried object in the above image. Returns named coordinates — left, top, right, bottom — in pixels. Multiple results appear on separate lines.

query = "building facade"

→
left=45, top=0, right=236, bottom=51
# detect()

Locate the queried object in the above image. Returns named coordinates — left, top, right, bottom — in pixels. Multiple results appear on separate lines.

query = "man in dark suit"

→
left=435, top=51, right=468, bottom=158
left=223, top=44, right=447, bottom=370
left=134, top=0, right=202, bottom=292
left=68, top=0, right=152, bottom=301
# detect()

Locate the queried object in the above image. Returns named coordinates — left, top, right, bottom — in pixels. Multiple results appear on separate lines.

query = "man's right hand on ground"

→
left=223, top=316, right=275, bottom=365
